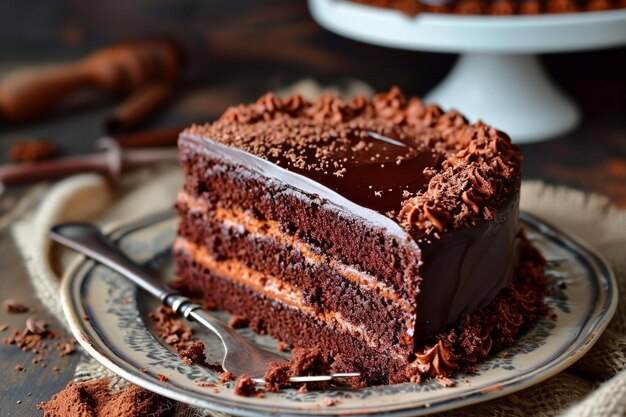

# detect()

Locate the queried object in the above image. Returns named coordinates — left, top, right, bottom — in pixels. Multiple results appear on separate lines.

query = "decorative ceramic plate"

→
left=61, top=211, right=617, bottom=417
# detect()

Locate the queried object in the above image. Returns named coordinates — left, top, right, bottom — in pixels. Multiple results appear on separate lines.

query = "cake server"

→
left=50, top=222, right=360, bottom=384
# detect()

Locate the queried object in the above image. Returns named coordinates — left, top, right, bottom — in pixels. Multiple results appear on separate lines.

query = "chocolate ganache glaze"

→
left=253, top=130, right=443, bottom=214
left=180, top=87, right=522, bottom=345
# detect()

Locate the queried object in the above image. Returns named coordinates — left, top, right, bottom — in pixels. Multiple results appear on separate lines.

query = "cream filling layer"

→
left=175, top=237, right=407, bottom=359
left=178, top=191, right=415, bottom=316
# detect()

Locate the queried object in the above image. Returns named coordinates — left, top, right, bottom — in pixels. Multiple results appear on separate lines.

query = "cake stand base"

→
left=425, top=53, right=580, bottom=143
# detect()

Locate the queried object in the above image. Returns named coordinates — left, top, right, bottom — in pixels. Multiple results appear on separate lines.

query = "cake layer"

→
left=171, top=249, right=408, bottom=384
left=176, top=202, right=416, bottom=353
left=177, top=191, right=413, bottom=312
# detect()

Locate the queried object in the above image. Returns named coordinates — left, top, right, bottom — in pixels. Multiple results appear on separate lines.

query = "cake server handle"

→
left=50, top=223, right=175, bottom=302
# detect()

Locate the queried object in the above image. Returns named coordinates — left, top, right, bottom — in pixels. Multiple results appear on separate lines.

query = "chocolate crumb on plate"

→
left=263, top=362, right=290, bottom=393
left=15, top=364, right=25, bottom=372
left=157, top=373, right=168, bottom=382
left=234, top=375, right=258, bottom=397
left=179, top=340, right=207, bottom=366
left=219, top=371, right=235, bottom=384
left=149, top=306, right=193, bottom=350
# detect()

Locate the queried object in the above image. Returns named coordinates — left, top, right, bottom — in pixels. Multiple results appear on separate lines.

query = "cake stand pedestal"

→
left=308, top=0, right=626, bottom=143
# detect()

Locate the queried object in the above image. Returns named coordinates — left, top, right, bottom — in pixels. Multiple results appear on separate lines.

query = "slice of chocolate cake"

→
left=172, top=87, right=538, bottom=384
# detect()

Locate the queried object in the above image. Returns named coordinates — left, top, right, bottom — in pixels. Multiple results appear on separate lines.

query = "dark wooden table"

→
left=0, top=4, right=624, bottom=416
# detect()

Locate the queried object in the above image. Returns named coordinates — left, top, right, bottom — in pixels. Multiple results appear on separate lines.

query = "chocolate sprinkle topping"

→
left=184, top=87, right=521, bottom=236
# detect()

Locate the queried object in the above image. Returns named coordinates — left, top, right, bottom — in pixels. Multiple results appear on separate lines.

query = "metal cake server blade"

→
left=50, top=222, right=360, bottom=384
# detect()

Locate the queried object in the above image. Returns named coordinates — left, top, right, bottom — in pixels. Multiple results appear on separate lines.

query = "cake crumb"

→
left=263, top=361, right=290, bottom=392
left=228, top=315, right=249, bottom=329
left=234, top=375, right=257, bottom=396
left=219, top=371, right=234, bottom=384
left=149, top=306, right=193, bottom=350
left=0, top=323, right=8, bottom=332
left=15, top=364, right=25, bottom=372
left=3, top=299, right=29, bottom=313
left=179, top=340, right=207, bottom=366
left=276, top=341, right=288, bottom=352
left=157, top=373, right=168, bottom=382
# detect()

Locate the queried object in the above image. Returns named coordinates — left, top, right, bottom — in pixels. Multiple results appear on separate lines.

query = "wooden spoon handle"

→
left=0, top=64, right=94, bottom=121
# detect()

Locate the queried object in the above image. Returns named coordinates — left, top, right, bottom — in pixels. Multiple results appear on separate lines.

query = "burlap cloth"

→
left=5, top=83, right=625, bottom=417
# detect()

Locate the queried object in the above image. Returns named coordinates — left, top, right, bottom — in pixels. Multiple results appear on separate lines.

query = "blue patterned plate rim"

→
left=60, top=210, right=618, bottom=417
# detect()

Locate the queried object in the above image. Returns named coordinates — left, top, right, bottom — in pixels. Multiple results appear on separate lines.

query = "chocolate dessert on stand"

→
left=172, top=88, right=548, bottom=385
left=350, top=0, right=626, bottom=15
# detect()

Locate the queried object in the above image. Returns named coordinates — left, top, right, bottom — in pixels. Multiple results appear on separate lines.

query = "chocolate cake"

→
left=350, top=0, right=625, bottom=15
left=172, top=87, right=547, bottom=384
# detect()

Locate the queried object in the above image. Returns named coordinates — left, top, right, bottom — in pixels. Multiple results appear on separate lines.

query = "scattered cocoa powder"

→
left=9, top=139, right=58, bottom=162
left=233, top=375, right=257, bottom=397
left=37, top=378, right=174, bottom=417
left=3, top=298, right=29, bottom=313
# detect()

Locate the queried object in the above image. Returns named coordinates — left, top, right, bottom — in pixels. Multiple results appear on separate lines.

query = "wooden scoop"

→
left=0, top=38, right=183, bottom=121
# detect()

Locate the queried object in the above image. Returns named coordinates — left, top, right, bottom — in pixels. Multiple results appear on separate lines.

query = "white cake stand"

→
left=308, top=0, right=626, bottom=142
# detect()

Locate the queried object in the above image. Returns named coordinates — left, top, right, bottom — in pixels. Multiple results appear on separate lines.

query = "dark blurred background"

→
left=0, top=1, right=624, bottom=202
